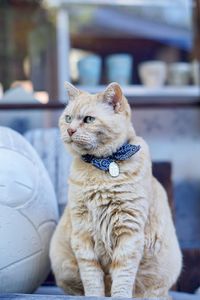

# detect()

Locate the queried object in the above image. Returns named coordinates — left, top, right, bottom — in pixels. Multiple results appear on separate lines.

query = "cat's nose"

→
left=67, top=128, right=77, bottom=137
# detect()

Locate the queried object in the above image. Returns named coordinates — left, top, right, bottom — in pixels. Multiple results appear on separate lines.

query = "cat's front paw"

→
left=111, top=291, right=133, bottom=298
left=84, top=290, right=105, bottom=297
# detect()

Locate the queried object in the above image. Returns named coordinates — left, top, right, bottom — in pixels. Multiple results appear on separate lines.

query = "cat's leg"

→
left=135, top=244, right=181, bottom=299
left=50, top=210, right=83, bottom=295
left=110, top=233, right=144, bottom=298
left=71, top=230, right=105, bottom=297
left=135, top=270, right=170, bottom=298
left=50, top=238, right=83, bottom=295
left=135, top=286, right=170, bottom=299
left=134, top=268, right=173, bottom=299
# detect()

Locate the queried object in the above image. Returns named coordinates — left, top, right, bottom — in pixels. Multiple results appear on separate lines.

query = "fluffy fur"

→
left=50, top=82, right=182, bottom=298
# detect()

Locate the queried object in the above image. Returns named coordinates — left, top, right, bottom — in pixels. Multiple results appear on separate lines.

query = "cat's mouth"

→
left=70, top=136, right=96, bottom=152
left=73, top=139, right=95, bottom=149
left=62, top=133, right=97, bottom=153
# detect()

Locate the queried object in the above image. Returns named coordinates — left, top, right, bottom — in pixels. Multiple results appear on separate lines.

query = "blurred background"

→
left=0, top=0, right=200, bottom=294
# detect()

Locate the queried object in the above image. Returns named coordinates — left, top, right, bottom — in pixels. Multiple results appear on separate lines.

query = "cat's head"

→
left=59, top=82, right=134, bottom=157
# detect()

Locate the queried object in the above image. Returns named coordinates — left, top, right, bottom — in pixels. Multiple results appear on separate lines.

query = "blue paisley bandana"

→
left=82, top=143, right=141, bottom=171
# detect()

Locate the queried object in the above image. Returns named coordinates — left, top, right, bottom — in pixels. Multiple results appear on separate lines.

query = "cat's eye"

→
left=83, top=116, right=95, bottom=123
left=65, top=115, right=72, bottom=123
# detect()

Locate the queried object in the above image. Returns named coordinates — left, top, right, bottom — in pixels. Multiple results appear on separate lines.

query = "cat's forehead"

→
left=65, top=92, right=103, bottom=116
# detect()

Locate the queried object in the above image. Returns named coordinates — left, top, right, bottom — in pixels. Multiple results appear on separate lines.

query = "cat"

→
left=50, top=82, right=182, bottom=298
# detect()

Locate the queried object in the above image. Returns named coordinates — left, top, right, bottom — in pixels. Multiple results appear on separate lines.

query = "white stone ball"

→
left=0, top=127, right=59, bottom=293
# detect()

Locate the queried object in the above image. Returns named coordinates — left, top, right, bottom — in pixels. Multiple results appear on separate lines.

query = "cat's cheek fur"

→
left=59, top=116, right=70, bottom=142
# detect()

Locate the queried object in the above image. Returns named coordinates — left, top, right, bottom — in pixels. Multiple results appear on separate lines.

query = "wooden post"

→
left=192, top=0, right=200, bottom=60
left=56, top=6, right=70, bottom=103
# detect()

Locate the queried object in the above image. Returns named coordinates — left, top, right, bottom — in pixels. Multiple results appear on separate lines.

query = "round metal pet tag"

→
left=109, top=162, right=120, bottom=177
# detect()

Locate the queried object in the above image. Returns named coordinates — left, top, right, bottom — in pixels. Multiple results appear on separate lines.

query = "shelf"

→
left=47, top=0, right=193, bottom=8
left=76, top=85, right=200, bottom=102
left=0, top=103, right=65, bottom=111
left=0, top=101, right=199, bottom=111
left=0, top=86, right=199, bottom=110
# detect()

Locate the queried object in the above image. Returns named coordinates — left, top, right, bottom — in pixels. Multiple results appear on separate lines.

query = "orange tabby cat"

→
left=50, top=82, right=182, bottom=298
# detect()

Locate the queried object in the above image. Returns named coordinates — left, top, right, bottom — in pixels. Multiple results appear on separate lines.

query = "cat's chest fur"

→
left=69, top=155, right=148, bottom=263
left=85, top=183, right=116, bottom=267
left=85, top=182, right=119, bottom=253
left=78, top=177, right=133, bottom=268
left=71, top=175, right=127, bottom=251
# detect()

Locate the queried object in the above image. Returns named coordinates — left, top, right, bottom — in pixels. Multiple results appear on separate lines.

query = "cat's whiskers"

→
left=62, top=135, right=70, bottom=143
left=73, top=134, right=95, bottom=144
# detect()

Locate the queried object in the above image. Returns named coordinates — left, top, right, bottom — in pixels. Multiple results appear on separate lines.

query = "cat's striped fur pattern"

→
left=50, top=82, right=182, bottom=298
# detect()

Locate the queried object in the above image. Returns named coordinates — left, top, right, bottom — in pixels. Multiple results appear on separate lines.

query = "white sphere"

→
left=0, top=127, right=59, bottom=293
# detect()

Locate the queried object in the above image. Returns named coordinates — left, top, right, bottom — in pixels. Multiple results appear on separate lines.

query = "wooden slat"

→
left=0, top=101, right=200, bottom=110
left=152, top=162, right=174, bottom=215
left=0, top=103, right=65, bottom=110
left=177, top=249, right=200, bottom=293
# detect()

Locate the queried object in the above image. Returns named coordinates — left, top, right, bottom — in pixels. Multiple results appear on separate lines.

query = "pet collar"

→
left=82, top=143, right=140, bottom=177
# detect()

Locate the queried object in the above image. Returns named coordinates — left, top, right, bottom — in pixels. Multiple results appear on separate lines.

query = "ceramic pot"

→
left=168, top=62, right=191, bottom=86
left=138, top=61, right=167, bottom=87
left=78, top=55, right=102, bottom=86
left=106, top=54, right=133, bottom=85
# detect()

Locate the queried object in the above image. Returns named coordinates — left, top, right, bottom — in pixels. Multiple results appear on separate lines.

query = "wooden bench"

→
left=153, top=163, right=200, bottom=294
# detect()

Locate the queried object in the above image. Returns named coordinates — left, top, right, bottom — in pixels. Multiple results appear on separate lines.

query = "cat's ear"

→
left=103, top=82, right=123, bottom=112
left=64, top=81, right=80, bottom=100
